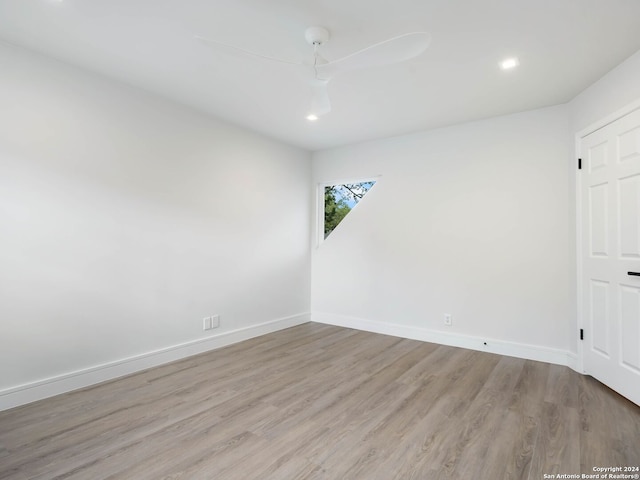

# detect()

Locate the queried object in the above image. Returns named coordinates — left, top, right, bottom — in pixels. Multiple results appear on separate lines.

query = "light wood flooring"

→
left=0, top=323, right=638, bottom=479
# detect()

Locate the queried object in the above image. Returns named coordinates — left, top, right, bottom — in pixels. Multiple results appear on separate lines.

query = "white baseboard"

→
left=0, top=313, right=310, bottom=412
left=2, top=311, right=579, bottom=412
left=312, top=312, right=578, bottom=369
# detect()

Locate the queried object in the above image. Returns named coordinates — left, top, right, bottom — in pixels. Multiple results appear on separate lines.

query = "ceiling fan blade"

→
left=309, top=79, right=331, bottom=116
left=317, top=32, right=430, bottom=77
left=195, top=35, right=303, bottom=66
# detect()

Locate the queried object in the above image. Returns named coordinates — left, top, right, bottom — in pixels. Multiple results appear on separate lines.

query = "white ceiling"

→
left=1, top=0, right=640, bottom=151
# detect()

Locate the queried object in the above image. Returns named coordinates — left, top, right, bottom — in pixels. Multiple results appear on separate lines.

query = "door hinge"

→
left=580, top=328, right=584, bottom=340
left=578, top=158, right=582, bottom=170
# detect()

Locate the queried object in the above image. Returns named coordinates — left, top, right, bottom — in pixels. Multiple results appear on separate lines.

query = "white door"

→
left=580, top=107, right=640, bottom=406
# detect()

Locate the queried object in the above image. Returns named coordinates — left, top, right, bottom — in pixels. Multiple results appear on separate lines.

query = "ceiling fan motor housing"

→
left=305, top=26, right=330, bottom=46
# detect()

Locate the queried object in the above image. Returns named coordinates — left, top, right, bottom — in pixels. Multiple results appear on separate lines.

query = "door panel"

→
left=620, top=284, right=640, bottom=372
left=589, top=280, right=610, bottom=357
left=581, top=108, right=640, bottom=406
left=618, top=174, right=640, bottom=258
left=588, top=140, right=608, bottom=173
left=589, top=183, right=609, bottom=256
left=618, top=125, right=640, bottom=163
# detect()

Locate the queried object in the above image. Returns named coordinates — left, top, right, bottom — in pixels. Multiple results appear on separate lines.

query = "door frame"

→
left=576, top=97, right=640, bottom=375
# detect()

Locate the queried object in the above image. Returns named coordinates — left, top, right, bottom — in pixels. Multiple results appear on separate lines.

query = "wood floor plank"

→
left=529, top=401, right=581, bottom=478
left=104, top=405, right=277, bottom=480
left=577, top=374, right=640, bottom=472
left=545, top=363, right=580, bottom=408
left=383, top=394, right=459, bottom=480
left=1, top=324, right=638, bottom=480
left=509, top=359, right=550, bottom=417
left=503, top=413, right=539, bottom=480
left=426, top=356, right=526, bottom=475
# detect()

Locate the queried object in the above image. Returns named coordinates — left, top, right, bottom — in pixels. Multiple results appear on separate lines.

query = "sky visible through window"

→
left=324, top=181, right=375, bottom=239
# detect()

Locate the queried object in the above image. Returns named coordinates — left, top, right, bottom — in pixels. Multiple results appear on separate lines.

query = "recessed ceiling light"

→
left=306, top=114, right=319, bottom=121
left=500, top=57, right=520, bottom=70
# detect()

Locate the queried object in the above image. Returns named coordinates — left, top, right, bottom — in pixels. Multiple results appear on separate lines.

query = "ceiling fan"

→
left=195, top=26, right=431, bottom=120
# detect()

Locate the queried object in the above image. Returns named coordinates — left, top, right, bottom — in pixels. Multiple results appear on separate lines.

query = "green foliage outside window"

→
left=324, top=181, right=375, bottom=239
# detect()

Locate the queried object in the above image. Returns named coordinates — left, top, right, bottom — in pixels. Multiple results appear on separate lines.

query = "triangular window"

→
left=323, top=181, right=376, bottom=239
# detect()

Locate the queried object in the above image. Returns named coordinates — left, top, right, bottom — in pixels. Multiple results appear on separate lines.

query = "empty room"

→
left=1, top=0, right=639, bottom=479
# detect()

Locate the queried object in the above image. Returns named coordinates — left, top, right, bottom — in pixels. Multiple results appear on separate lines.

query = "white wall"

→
left=0, top=43, right=311, bottom=406
left=312, top=105, right=573, bottom=363
left=570, top=49, right=640, bottom=133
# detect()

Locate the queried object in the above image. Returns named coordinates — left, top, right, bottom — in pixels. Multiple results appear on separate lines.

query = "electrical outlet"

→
left=444, top=314, right=452, bottom=326
left=203, top=315, right=220, bottom=331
